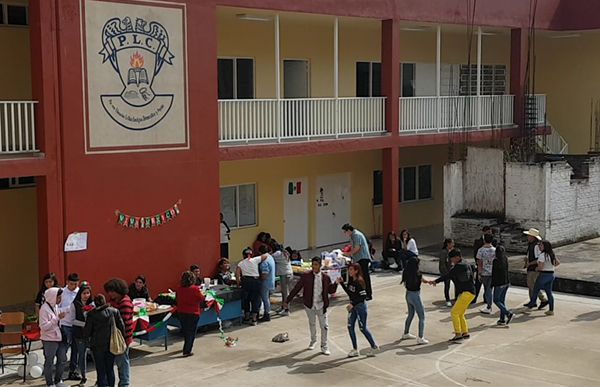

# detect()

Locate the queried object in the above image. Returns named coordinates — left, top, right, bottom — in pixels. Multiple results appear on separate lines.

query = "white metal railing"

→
left=536, top=124, right=568, bottom=154
left=0, top=101, right=38, bottom=154
left=219, top=97, right=386, bottom=144
left=399, top=95, right=515, bottom=133
left=533, top=94, right=547, bottom=125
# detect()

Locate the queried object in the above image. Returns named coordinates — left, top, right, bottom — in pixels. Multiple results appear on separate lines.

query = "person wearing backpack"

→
left=84, top=294, right=125, bottom=387
left=428, top=249, right=476, bottom=342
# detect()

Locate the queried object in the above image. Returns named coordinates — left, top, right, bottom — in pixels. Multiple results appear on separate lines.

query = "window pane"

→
left=220, top=186, right=238, bottom=228
left=373, top=170, right=383, bottom=206
left=236, top=59, right=254, bottom=99
left=418, top=165, right=432, bottom=200
left=238, top=184, right=256, bottom=227
left=371, top=62, right=382, bottom=97
left=0, top=6, right=4, bottom=25
left=7, top=5, right=27, bottom=26
left=356, top=62, right=370, bottom=97
left=398, top=168, right=403, bottom=202
left=402, top=167, right=416, bottom=201
left=217, top=59, right=234, bottom=99
left=401, top=63, right=415, bottom=97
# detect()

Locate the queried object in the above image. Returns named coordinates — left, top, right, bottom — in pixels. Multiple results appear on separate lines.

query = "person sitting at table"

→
left=177, top=271, right=206, bottom=357
left=190, top=264, right=202, bottom=286
left=35, top=272, right=58, bottom=316
left=129, top=275, right=152, bottom=301
left=290, top=250, right=303, bottom=262
left=215, top=258, right=233, bottom=286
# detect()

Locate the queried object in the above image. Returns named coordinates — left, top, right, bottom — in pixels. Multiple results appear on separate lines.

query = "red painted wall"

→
left=51, top=0, right=220, bottom=292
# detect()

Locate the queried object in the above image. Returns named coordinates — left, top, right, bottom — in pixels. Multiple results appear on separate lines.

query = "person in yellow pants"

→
left=429, top=249, right=476, bottom=342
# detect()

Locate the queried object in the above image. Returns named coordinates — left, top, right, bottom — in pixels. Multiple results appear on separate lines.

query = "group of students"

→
left=36, top=274, right=136, bottom=387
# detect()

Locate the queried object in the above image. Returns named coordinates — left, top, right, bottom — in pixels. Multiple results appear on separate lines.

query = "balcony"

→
left=399, top=94, right=546, bottom=133
left=219, top=97, right=386, bottom=144
left=0, top=101, right=38, bottom=155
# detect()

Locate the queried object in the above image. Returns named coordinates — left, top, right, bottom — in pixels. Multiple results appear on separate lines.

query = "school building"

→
left=1, top=0, right=599, bottom=307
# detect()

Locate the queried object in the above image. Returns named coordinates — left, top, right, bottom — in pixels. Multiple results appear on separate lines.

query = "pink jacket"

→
left=39, top=288, right=62, bottom=342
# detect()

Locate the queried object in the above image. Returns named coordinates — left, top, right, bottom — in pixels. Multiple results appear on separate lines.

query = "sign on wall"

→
left=81, top=0, right=189, bottom=153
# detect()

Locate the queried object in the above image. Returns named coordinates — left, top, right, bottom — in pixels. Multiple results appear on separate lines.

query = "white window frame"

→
left=0, top=2, right=29, bottom=27
left=220, top=183, right=257, bottom=229
left=400, top=164, right=432, bottom=203
left=217, top=56, right=256, bottom=100
left=356, top=60, right=380, bottom=97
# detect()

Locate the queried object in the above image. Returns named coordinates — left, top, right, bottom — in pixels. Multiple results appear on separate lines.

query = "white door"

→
left=315, top=173, right=351, bottom=247
left=283, top=178, right=309, bottom=250
left=284, top=60, right=309, bottom=98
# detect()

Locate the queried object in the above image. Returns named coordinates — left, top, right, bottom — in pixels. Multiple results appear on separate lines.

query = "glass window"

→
left=0, top=5, right=4, bottom=25
left=401, top=63, right=415, bottom=97
left=373, top=170, right=383, bottom=206
left=7, top=5, right=27, bottom=26
left=238, top=184, right=256, bottom=227
left=372, top=62, right=382, bottom=97
left=402, top=167, right=417, bottom=201
left=217, top=59, right=234, bottom=99
left=236, top=58, right=254, bottom=99
left=220, top=186, right=237, bottom=227
left=356, top=62, right=370, bottom=97
left=418, top=165, right=432, bottom=200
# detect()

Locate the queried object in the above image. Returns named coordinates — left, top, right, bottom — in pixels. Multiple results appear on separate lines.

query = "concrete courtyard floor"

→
left=5, top=272, right=600, bottom=387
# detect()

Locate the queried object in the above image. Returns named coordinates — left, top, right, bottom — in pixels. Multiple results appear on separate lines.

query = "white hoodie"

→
left=39, top=288, right=62, bottom=342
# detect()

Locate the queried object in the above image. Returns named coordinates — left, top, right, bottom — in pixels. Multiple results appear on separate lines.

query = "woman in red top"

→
left=177, top=271, right=206, bottom=357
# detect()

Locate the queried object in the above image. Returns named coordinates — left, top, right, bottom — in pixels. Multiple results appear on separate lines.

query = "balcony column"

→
left=436, top=25, right=441, bottom=131
left=334, top=17, right=339, bottom=138
left=477, top=27, right=482, bottom=129
left=510, top=28, right=528, bottom=131
left=30, top=0, right=66, bottom=281
left=381, top=18, right=400, bottom=237
left=275, top=14, right=281, bottom=142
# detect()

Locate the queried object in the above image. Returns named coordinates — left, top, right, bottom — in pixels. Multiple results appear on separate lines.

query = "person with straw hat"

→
left=522, top=228, right=548, bottom=309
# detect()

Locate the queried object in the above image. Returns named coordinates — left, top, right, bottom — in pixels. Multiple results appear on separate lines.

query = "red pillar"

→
left=510, top=28, right=528, bottom=131
left=30, top=0, right=65, bottom=281
left=381, top=19, right=400, bottom=237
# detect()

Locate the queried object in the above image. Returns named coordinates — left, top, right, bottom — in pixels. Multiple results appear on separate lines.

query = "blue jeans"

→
left=114, top=347, right=130, bottom=387
left=75, top=338, right=88, bottom=379
left=179, top=313, right=199, bottom=355
left=404, top=290, right=425, bottom=338
left=61, top=325, right=78, bottom=373
left=42, top=340, right=67, bottom=386
left=481, top=276, right=493, bottom=308
left=260, top=282, right=272, bottom=315
left=94, top=349, right=115, bottom=387
left=347, top=302, right=377, bottom=350
left=530, top=272, right=555, bottom=311
left=493, top=285, right=511, bottom=320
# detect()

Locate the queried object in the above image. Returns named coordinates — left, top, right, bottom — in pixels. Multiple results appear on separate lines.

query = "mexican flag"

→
left=133, top=307, right=150, bottom=331
left=204, top=289, right=224, bottom=314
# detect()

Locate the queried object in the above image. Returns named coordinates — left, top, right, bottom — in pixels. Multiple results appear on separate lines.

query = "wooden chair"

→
left=0, top=312, right=25, bottom=331
left=0, top=332, right=28, bottom=382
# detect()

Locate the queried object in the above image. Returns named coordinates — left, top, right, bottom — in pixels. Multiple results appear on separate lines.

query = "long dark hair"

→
left=385, top=232, right=398, bottom=249
left=400, top=229, right=411, bottom=244
left=540, top=240, right=557, bottom=265
left=348, top=263, right=366, bottom=288
left=74, top=283, right=93, bottom=306
left=401, top=257, right=422, bottom=288
left=442, top=238, right=454, bottom=250
left=39, top=272, right=58, bottom=294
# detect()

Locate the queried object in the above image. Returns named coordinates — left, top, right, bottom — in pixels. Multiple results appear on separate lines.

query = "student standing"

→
left=284, top=257, right=338, bottom=355
left=337, top=263, right=379, bottom=357
left=472, top=226, right=498, bottom=303
left=220, top=212, right=231, bottom=258
left=236, top=248, right=269, bottom=325
left=40, top=288, right=68, bottom=387
left=523, top=228, right=548, bottom=308
left=476, top=234, right=496, bottom=314
left=176, top=271, right=206, bottom=356
left=71, top=282, right=94, bottom=385
left=35, top=272, right=58, bottom=316
left=258, top=246, right=276, bottom=322
left=492, top=246, right=514, bottom=325
left=401, top=257, right=429, bottom=344
left=439, top=239, right=454, bottom=307
left=524, top=240, right=560, bottom=316
left=58, top=273, right=81, bottom=381
left=342, top=224, right=373, bottom=300
left=430, top=249, right=476, bottom=342
left=104, top=279, right=134, bottom=387
left=273, top=249, right=293, bottom=316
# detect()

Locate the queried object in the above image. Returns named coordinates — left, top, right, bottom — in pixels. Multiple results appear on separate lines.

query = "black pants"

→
left=358, top=259, right=372, bottom=299
left=241, top=277, right=261, bottom=317
left=92, top=350, right=115, bottom=387
left=473, top=266, right=482, bottom=303
left=179, top=313, right=199, bottom=355
left=444, top=279, right=452, bottom=302
left=220, top=243, right=229, bottom=258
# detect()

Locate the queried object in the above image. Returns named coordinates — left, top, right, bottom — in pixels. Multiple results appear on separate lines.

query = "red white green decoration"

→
left=132, top=307, right=176, bottom=337
left=115, top=200, right=182, bottom=229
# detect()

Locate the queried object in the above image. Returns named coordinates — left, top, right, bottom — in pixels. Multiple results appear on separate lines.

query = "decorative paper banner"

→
left=133, top=307, right=177, bottom=337
left=115, top=199, right=182, bottom=229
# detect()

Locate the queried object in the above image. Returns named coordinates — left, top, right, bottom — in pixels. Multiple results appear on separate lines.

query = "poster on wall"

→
left=80, top=0, right=189, bottom=153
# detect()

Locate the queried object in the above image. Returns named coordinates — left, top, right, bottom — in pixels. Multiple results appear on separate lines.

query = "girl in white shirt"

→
left=524, top=240, right=560, bottom=315
left=400, top=229, right=419, bottom=270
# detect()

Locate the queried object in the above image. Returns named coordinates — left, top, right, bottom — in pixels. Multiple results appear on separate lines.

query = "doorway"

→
left=283, top=178, right=309, bottom=250
left=315, top=173, right=351, bottom=247
left=283, top=60, right=309, bottom=98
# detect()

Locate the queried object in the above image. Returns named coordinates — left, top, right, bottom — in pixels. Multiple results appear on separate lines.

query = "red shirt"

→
left=111, top=295, right=134, bottom=345
left=176, top=285, right=205, bottom=315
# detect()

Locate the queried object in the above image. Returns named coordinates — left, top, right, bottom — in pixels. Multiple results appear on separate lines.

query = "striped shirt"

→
left=112, top=295, right=134, bottom=345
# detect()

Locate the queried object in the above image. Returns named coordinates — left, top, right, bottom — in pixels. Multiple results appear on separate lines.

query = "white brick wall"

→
left=505, top=162, right=548, bottom=234
left=464, top=147, right=505, bottom=214
left=443, top=161, right=464, bottom=238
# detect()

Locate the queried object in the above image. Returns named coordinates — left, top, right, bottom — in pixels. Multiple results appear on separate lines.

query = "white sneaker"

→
left=402, top=333, right=416, bottom=340
left=417, top=337, right=429, bottom=345
left=347, top=349, right=359, bottom=357
left=389, top=263, right=399, bottom=269
left=321, top=348, right=331, bottom=355
left=56, top=382, right=69, bottom=387
left=307, top=341, right=316, bottom=350
left=480, top=306, right=492, bottom=314
left=365, top=347, right=378, bottom=357
left=445, top=301, right=452, bottom=307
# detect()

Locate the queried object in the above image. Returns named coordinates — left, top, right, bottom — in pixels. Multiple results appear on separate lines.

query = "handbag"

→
left=109, top=313, right=127, bottom=356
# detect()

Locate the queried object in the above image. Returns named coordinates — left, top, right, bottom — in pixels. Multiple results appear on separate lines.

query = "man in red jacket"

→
left=283, top=257, right=338, bottom=355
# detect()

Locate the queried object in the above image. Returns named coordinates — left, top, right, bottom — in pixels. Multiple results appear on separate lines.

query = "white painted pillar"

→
left=477, top=26, right=482, bottom=129
left=275, top=14, right=281, bottom=142
left=436, top=25, right=441, bottom=132
left=334, top=17, right=340, bottom=138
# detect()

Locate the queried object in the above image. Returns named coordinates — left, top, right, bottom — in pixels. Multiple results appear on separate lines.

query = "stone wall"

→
left=443, top=161, right=464, bottom=238
left=505, top=162, right=549, bottom=234
left=464, top=147, right=505, bottom=214
left=450, top=216, right=498, bottom=246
